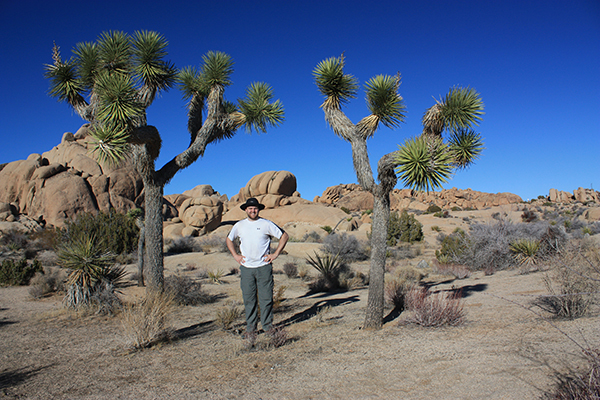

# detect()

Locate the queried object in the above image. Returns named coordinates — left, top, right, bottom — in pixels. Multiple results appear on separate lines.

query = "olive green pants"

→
left=240, top=264, right=273, bottom=333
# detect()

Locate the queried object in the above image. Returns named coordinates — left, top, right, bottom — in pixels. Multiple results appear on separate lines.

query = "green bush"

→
left=435, top=229, right=467, bottom=263
left=62, top=210, right=139, bottom=256
left=340, top=206, right=351, bottom=214
left=387, top=210, right=423, bottom=246
left=0, top=258, right=43, bottom=286
left=426, top=204, right=442, bottom=214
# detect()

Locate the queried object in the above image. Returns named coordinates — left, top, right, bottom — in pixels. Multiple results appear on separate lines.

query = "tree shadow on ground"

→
left=172, top=320, right=215, bottom=341
left=422, top=281, right=488, bottom=298
left=277, top=294, right=360, bottom=327
left=0, top=365, right=52, bottom=389
left=450, top=283, right=488, bottom=298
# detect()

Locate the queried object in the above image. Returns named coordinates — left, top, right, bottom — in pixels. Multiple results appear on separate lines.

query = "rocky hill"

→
left=0, top=125, right=598, bottom=237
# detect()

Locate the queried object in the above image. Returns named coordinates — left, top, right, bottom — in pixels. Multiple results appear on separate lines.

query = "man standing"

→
left=226, top=197, right=289, bottom=335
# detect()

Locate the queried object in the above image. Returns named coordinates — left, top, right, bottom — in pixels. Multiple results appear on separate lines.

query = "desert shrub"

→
left=121, top=291, right=175, bottom=350
left=89, top=284, right=123, bottom=315
left=27, top=227, right=61, bottom=251
left=431, top=225, right=441, bottom=232
left=57, top=233, right=127, bottom=309
left=431, top=262, right=471, bottom=280
left=386, top=210, right=423, bottom=246
left=283, top=262, right=298, bottom=278
left=29, top=267, right=66, bottom=298
left=302, top=231, right=322, bottom=243
left=436, top=229, right=468, bottom=263
left=450, top=220, right=566, bottom=273
left=197, top=235, right=228, bottom=253
left=164, top=236, right=201, bottom=254
left=521, top=209, right=538, bottom=222
left=62, top=210, right=139, bottom=256
left=215, top=302, right=243, bottom=330
left=534, top=246, right=599, bottom=319
left=387, top=243, right=421, bottom=260
left=404, top=287, right=465, bottom=327
left=340, top=206, right=351, bottom=214
left=433, top=210, right=450, bottom=218
left=268, top=326, right=289, bottom=348
left=544, top=349, right=600, bottom=400
left=322, top=232, right=368, bottom=262
left=426, top=204, right=442, bottom=214
left=385, top=279, right=416, bottom=310
left=164, top=275, right=212, bottom=306
left=0, top=258, right=43, bottom=286
left=0, top=230, right=28, bottom=251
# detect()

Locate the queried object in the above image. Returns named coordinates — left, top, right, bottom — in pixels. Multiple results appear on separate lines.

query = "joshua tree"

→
left=313, top=55, right=483, bottom=329
left=46, top=31, right=284, bottom=292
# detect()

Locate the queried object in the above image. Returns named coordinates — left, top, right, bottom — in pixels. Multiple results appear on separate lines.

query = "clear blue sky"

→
left=1, top=0, right=598, bottom=202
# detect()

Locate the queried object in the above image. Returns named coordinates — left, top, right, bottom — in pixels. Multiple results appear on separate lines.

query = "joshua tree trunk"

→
left=135, top=218, right=145, bottom=287
left=364, top=193, right=390, bottom=328
left=143, top=179, right=165, bottom=292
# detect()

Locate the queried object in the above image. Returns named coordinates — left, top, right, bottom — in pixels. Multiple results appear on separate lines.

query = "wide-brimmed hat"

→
left=240, top=197, right=265, bottom=210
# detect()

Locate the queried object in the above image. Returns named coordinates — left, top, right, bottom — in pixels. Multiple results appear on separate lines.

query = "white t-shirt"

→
left=227, top=217, right=284, bottom=268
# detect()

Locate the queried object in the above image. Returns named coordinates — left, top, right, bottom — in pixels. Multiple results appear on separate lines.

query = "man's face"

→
left=245, top=206, right=260, bottom=220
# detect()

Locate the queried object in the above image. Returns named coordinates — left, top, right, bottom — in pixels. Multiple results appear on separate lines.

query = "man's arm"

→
left=263, top=231, right=289, bottom=263
left=226, top=236, right=245, bottom=265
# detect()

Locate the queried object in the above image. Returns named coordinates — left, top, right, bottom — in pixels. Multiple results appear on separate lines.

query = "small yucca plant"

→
left=58, top=233, right=126, bottom=308
left=509, top=239, right=541, bottom=267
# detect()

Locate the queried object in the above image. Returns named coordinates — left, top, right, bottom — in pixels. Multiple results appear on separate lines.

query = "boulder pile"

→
left=0, top=124, right=598, bottom=238
left=314, top=184, right=524, bottom=211
left=0, top=124, right=142, bottom=228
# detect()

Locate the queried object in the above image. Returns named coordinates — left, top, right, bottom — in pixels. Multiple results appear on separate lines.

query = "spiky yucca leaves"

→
left=91, top=125, right=131, bottom=166
left=96, top=30, right=132, bottom=74
left=58, top=234, right=127, bottom=308
left=422, top=86, right=484, bottom=137
left=395, top=137, right=453, bottom=192
left=45, top=31, right=177, bottom=165
left=510, top=239, right=541, bottom=267
left=45, top=45, right=85, bottom=106
left=131, top=30, right=178, bottom=97
left=306, top=251, right=344, bottom=286
left=357, top=74, right=407, bottom=138
left=238, top=82, right=285, bottom=133
left=201, top=51, right=234, bottom=88
left=447, top=128, right=485, bottom=169
left=313, top=55, right=359, bottom=110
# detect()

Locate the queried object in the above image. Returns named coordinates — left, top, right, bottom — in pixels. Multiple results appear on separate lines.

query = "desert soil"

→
left=1, top=205, right=598, bottom=399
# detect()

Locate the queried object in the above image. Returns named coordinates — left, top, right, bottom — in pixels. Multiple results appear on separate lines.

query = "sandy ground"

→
left=1, top=205, right=598, bottom=399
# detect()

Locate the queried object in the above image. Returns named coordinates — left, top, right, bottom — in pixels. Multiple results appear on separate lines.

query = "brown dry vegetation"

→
left=1, top=204, right=599, bottom=399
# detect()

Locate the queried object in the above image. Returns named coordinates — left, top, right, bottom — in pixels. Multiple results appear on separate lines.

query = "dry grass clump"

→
left=197, top=235, right=228, bottom=254
left=385, top=279, right=416, bottom=310
left=207, top=269, right=225, bottom=284
left=534, top=244, right=599, bottom=319
left=273, top=285, right=287, bottom=309
left=164, top=275, right=213, bottom=306
left=545, top=349, right=600, bottom=400
left=29, top=267, right=66, bottom=299
left=215, top=302, right=243, bottom=330
left=402, top=287, right=465, bottom=327
left=431, top=261, right=472, bottom=280
left=283, top=262, right=298, bottom=278
left=385, top=265, right=425, bottom=310
left=268, top=326, right=289, bottom=348
left=121, top=290, right=175, bottom=350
